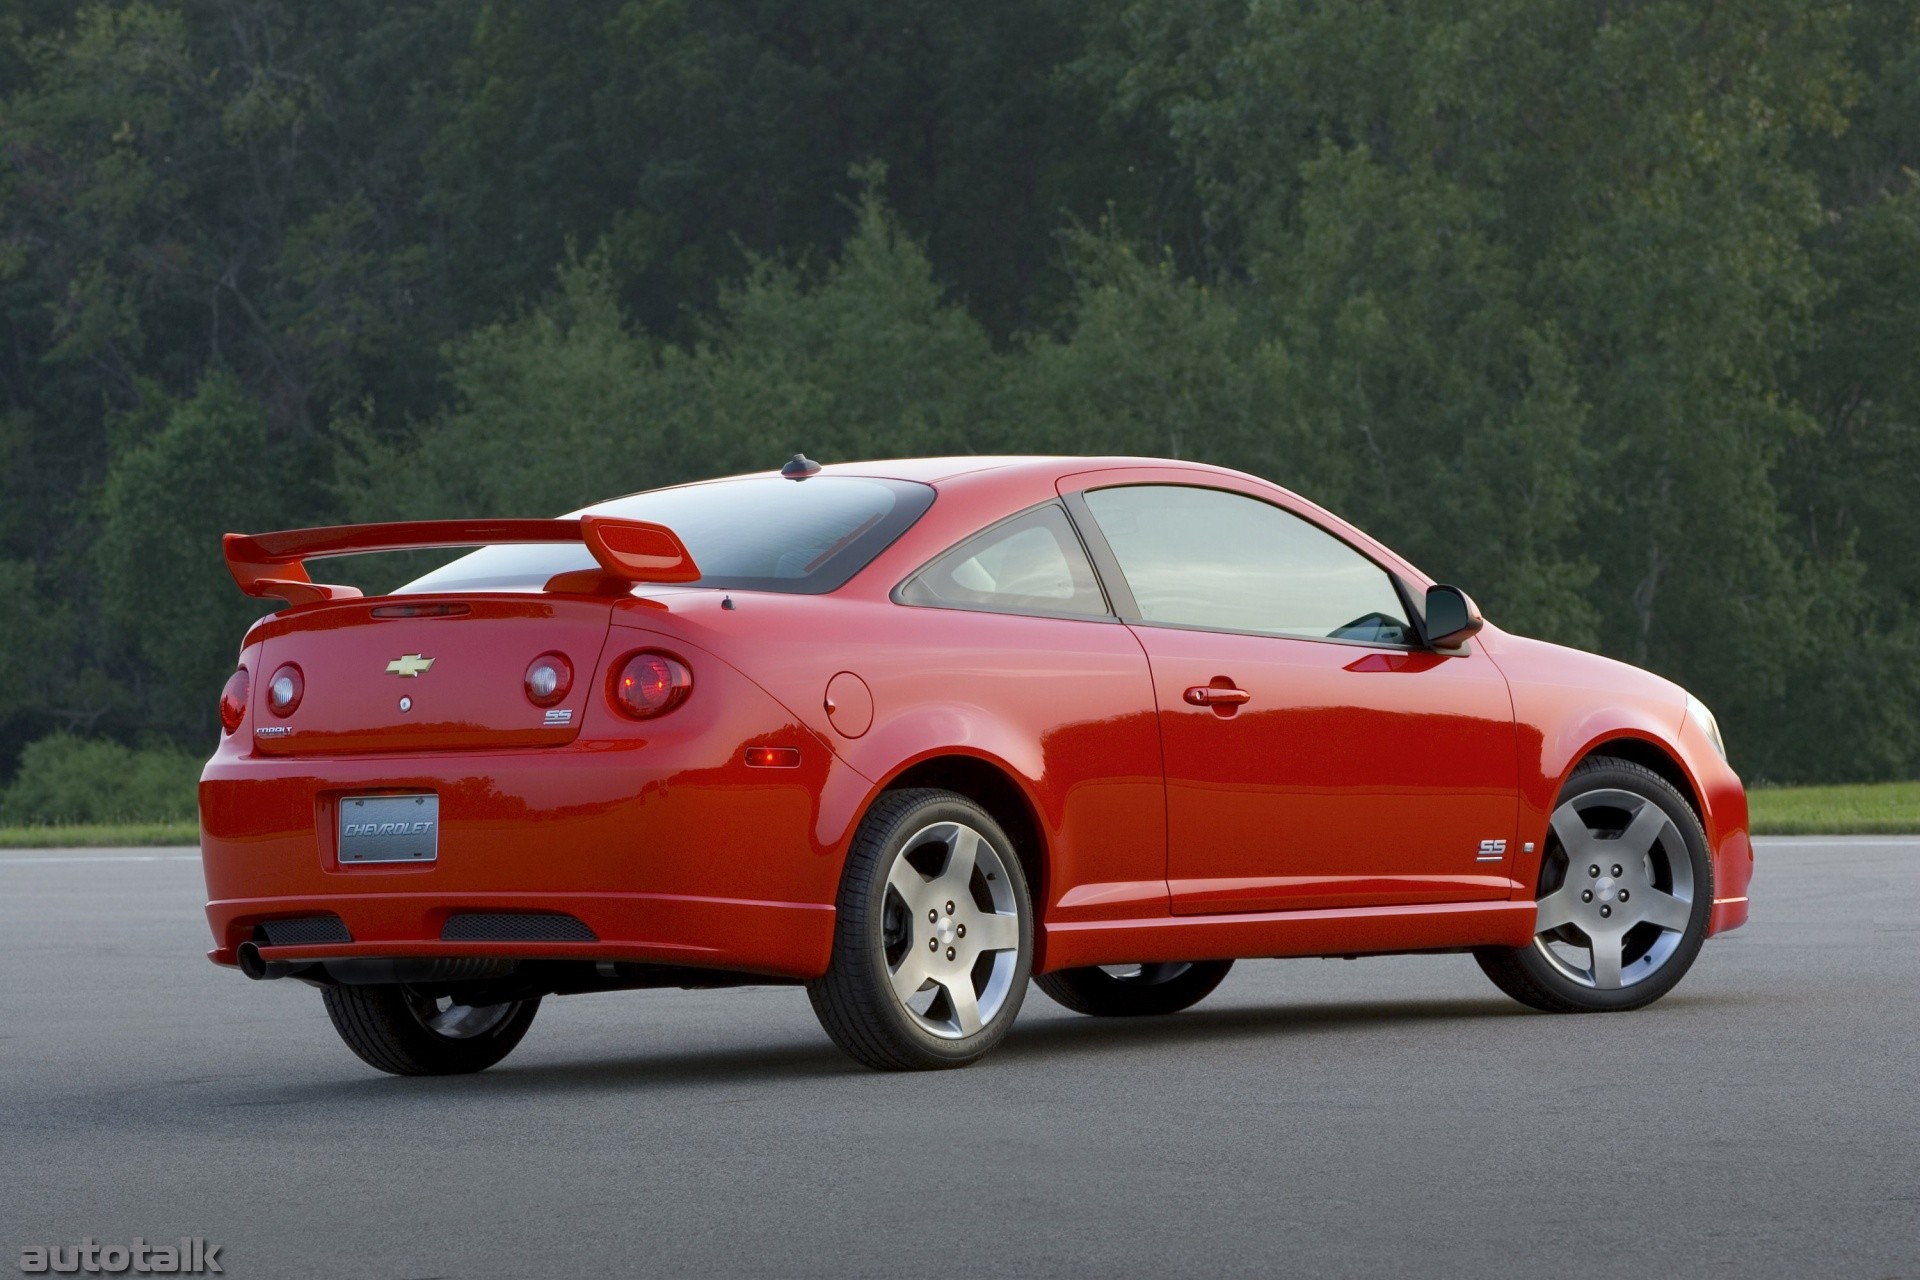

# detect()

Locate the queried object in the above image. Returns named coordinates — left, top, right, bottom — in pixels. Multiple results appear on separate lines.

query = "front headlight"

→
left=1686, top=694, right=1726, bottom=762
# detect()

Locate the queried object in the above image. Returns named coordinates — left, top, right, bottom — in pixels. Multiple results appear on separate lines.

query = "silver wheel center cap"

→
left=1595, top=876, right=1618, bottom=903
left=935, top=918, right=957, bottom=946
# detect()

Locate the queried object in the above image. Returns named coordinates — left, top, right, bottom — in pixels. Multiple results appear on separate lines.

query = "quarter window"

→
left=899, top=503, right=1109, bottom=618
left=1082, top=485, right=1412, bottom=643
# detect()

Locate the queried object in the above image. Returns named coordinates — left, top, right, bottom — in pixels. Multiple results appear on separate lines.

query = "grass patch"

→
left=0, top=822, right=199, bottom=849
left=1748, top=780, right=1920, bottom=835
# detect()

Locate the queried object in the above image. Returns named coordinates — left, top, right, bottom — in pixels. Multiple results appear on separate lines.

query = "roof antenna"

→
left=781, top=453, right=822, bottom=480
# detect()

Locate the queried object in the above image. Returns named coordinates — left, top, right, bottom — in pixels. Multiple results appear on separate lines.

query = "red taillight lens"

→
left=524, top=652, right=573, bottom=707
left=266, top=663, right=304, bottom=717
left=612, top=651, right=692, bottom=719
left=219, top=667, right=250, bottom=735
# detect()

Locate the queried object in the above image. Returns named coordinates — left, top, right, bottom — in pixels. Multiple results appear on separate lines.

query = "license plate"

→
left=339, top=793, right=439, bottom=864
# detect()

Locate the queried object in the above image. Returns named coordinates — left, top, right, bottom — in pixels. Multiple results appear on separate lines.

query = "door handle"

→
left=1184, top=684, right=1251, bottom=707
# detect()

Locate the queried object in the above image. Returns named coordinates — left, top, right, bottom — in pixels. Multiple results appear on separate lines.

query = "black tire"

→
left=1475, top=756, right=1713, bottom=1013
left=321, top=983, right=540, bottom=1076
left=1035, top=961, right=1234, bottom=1017
left=808, top=788, right=1034, bottom=1070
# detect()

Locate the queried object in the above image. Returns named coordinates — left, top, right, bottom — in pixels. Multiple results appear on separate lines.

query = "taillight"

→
left=525, top=652, right=573, bottom=707
left=266, top=663, right=304, bottom=717
left=219, top=667, right=250, bottom=735
left=612, top=651, right=692, bottom=719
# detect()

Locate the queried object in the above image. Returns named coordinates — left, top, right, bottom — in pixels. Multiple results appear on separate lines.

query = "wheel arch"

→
left=876, top=752, right=1049, bottom=920
left=1569, top=734, right=1705, bottom=822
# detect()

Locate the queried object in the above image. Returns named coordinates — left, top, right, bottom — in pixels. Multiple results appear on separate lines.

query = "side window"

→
left=899, top=503, right=1110, bottom=619
left=1081, top=485, right=1413, bottom=643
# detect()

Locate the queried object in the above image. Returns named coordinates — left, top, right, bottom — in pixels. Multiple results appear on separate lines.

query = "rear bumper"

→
left=201, top=715, right=866, bottom=980
left=206, top=890, right=833, bottom=978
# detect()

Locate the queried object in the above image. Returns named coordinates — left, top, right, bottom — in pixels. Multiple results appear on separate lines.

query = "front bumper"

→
left=1682, top=712, right=1753, bottom=937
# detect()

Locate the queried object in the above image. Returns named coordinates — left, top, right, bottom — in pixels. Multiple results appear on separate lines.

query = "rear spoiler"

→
left=223, top=516, right=700, bottom=608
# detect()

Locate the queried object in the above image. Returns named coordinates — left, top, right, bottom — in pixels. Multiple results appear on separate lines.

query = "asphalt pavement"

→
left=2, top=838, right=1915, bottom=1279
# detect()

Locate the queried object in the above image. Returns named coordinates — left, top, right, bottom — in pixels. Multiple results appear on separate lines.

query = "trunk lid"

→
left=250, top=597, right=615, bottom=755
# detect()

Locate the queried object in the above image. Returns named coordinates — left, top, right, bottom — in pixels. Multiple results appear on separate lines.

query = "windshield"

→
left=397, top=475, right=935, bottom=595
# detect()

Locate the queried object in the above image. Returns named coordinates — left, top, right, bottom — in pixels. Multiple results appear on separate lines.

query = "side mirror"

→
left=1423, top=584, right=1483, bottom=650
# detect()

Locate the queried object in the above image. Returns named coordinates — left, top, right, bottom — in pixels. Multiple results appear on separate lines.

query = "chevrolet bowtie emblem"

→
left=385, top=654, right=435, bottom=678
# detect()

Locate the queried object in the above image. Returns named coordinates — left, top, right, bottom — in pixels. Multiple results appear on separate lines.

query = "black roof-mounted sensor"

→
left=781, top=453, right=822, bottom=480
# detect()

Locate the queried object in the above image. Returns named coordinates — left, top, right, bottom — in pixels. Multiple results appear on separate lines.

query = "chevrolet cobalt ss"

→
left=200, top=455, right=1750, bottom=1073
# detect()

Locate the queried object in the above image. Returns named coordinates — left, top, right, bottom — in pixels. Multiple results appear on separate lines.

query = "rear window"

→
left=397, top=476, right=935, bottom=595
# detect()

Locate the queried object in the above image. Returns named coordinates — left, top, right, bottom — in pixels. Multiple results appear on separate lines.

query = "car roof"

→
left=592, top=456, right=1263, bottom=505
left=810, top=455, right=1250, bottom=486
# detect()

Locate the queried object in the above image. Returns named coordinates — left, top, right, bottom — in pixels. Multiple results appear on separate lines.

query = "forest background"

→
left=2, top=0, right=1917, bottom=820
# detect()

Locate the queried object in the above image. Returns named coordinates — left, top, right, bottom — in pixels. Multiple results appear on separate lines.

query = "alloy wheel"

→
left=1531, top=788, right=1697, bottom=990
left=879, top=821, right=1023, bottom=1038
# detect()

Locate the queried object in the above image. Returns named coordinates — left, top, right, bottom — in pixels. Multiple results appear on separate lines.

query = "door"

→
left=1070, top=481, right=1520, bottom=914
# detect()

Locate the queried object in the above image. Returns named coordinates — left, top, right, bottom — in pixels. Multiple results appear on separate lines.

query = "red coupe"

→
left=200, top=455, right=1751, bottom=1073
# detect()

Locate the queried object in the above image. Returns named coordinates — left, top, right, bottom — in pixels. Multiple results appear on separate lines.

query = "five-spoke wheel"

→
left=809, top=788, right=1032, bottom=1069
left=1533, top=788, right=1697, bottom=989
left=1477, top=757, right=1712, bottom=1012
left=880, top=820, right=1024, bottom=1038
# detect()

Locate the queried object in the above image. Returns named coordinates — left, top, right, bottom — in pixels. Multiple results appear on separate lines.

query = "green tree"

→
left=96, top=374, right=293, bottom=738
left=0, top=732, right=200, bottom=823
left=1079, top=0, right=1886, bottom=771
left=423, top=0, right=1129, bottom=338
left=1, top=0, right=1918, bottom=787
left=340, top=182, right=1003, bottom=532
